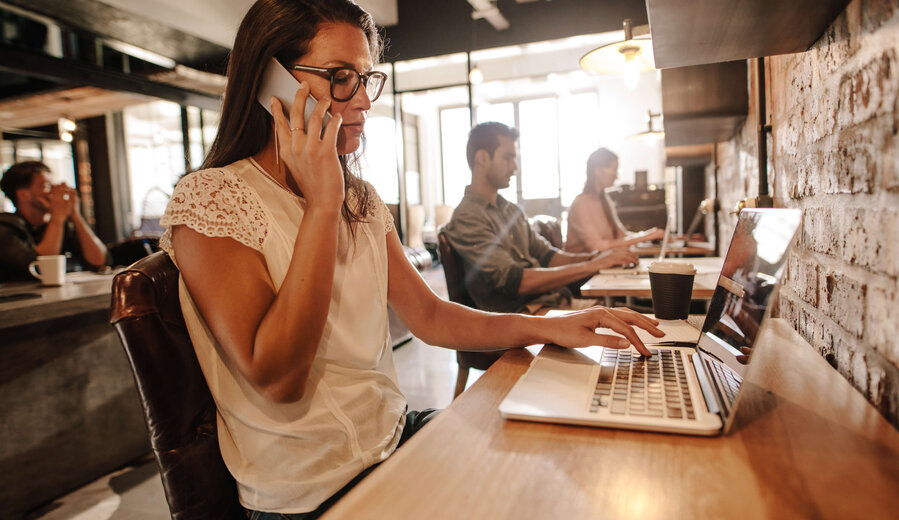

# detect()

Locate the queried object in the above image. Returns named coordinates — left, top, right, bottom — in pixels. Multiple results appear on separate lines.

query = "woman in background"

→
left=159, top=1, right=663, bottom=518
left=565, top=147, right=665, bottom=254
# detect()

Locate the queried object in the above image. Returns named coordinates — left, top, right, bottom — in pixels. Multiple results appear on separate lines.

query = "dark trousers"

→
left=247, top=408, right=440, bottom=520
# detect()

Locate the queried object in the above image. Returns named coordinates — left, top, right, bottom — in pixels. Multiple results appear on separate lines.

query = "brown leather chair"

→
left=528, top=214, right=563, bottom=249
left=110, top=251, right=245, bottom=520
left=529, top=214, right=590, bottom=298
left=436, top=229, right=505, bottom=397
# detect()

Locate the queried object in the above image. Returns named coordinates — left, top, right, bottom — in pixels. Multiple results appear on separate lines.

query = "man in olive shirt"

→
left=442, top=122, right=637, bottom=313
left=0, top=161, right=107, bottom=282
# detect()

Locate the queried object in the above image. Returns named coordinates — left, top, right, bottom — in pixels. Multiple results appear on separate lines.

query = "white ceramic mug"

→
left=28, top=255, right=67, bottom=286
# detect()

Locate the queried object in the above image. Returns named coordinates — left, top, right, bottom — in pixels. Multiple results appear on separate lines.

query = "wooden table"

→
left=321, top=319, right=899, bottom=520
left=632, top=240, right=716, bottom=257
left=580, top=256, right=723, bottom=299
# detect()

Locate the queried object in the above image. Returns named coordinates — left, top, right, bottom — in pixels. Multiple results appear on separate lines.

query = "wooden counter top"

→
left=0, top=271, right=116, bottom=330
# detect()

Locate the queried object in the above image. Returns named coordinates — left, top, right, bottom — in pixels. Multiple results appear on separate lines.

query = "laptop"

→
left=600, top=215, right=672, bottom=275
left=499, top=208, right=802, bottom=436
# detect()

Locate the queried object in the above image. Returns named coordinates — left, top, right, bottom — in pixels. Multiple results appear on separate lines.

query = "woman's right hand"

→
left=589, top=248, right=639, bottom=271
left=270, top=84, right=345, bottom=209
left=542, top=307, right=663, bottom=356
left=636, top=227, right=666, bottom=243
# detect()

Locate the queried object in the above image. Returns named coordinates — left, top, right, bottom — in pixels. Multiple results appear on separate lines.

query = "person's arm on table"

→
left=386, top=230, right=662, bottom=356
left=33, top=184, right=72, bottom=257
left=517, top=214, right=638, bottom=295
left=67, top=187, right=108, bottom=268
left=515, top=248, right=638, bottom=295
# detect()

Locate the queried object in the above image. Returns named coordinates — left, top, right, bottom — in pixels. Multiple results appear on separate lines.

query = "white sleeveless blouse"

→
left=159, top=158, right=406, bottom=513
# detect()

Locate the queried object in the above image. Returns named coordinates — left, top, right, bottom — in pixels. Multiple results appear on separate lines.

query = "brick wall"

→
left=706, top=0, right=899, bottom=428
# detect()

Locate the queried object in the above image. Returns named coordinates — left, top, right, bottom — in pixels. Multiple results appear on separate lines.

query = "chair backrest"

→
left=528, top=214, right=563, bottom=249
left=110, top=251, right=244, bottom=520
left=437, top=228, right=475, bottom=308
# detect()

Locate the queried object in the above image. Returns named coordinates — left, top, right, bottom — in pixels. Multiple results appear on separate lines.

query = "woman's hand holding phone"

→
left=270, top=82, right=344, bottom=210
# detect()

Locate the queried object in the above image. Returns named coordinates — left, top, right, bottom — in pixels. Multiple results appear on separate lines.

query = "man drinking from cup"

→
left=0, top=161, right=107, bottom=282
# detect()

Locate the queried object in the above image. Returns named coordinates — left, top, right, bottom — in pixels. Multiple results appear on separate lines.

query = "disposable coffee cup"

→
left=28, top=255, right=66, bottom=286
left=648, top=261, right=696, bottom=320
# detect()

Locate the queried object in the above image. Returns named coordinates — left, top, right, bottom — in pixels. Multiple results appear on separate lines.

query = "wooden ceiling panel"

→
left=0, top=86, right=151, bottom=130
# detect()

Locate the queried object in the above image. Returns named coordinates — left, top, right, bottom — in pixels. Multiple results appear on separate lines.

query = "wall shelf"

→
left=660, top=60, right=749, bottom=147
left=647, top=0, right=850, bottom=69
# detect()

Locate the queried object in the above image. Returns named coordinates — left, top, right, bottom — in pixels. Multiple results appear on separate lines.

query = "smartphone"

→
left=257, top=57, right=331, bottom=128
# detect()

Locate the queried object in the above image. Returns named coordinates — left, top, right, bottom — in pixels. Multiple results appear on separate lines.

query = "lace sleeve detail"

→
left=159, top=169, right=268, bottom=254
left=363, top=182, right=394, bottom=235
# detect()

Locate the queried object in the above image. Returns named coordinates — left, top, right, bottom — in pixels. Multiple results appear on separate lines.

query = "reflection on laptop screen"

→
left=699, top=209, right=802, bottom=368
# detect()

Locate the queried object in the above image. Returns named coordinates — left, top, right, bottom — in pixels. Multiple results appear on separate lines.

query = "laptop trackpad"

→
left=502, top=354, right=594, bottom=416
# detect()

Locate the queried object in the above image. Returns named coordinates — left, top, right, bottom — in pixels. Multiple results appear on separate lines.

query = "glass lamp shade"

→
left=579, top=38, right=655, bottom=75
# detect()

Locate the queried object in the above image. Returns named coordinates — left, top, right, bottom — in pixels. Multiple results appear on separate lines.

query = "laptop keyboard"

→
left=590, top=349, right=696, bottom=420
left=704, top=357, right=743, bottom=410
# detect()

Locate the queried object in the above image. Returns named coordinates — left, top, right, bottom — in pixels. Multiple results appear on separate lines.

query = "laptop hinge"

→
left=691, top=352, right=722, bottom=416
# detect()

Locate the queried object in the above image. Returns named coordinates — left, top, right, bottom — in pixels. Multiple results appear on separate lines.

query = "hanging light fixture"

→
left=58, top=117, right=76, bottom=142
left=579, top=19, right=655, bottom=91
left=628, top=110, right=665, bottom=140
left=469, top=64, right=484, bottom=85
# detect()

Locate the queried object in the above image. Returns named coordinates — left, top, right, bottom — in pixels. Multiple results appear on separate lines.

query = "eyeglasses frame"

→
left=291, top=64, right=387, bottom=102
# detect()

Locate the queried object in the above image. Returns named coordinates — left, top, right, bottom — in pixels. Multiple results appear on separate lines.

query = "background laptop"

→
left=499, top=208, right=802, bottom=436
left=600, top=215, right=672, bottom=275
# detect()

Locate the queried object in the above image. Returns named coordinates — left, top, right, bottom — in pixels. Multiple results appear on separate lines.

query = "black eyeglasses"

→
left=291, top=65, right=388, bottom=102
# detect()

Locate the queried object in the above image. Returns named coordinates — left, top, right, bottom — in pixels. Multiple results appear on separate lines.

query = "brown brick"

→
left=883, top=96, right=899, bottom=192
left=818, top=323, right=836, bottom=366
left=785, top=252, right=819, bottom=307
left=834, top=335, right=856, bottom=381
left=842, top=208, right=882, bottom=268
left=865, top=209, right=899, bottom=276
left=836, top=50, right=897, bottom=129
left=836, top=127, right=878, bottom=194
left=810, top=93, right=839, bottom=143
left=861, top=0, right=899, bottom=33
left=862, top=357, right=899, bottom=430
left=866, top=284, right=899, bottom=364
left=802, top=207, right=839, bottom=255
left=820, top=271, right=866, bottom=337
left=799, top=307, right=817, bottom=343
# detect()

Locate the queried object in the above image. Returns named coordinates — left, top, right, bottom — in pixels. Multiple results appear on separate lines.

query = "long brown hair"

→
left=201, top=0, right=382, bottom=226
left=582, top=147, right=622, bottom=238
left=582, top=147, right=618, bottom=195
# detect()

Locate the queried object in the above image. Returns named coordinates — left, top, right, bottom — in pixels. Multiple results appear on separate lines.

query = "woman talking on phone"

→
left=160, top=1, right=662, bottom=517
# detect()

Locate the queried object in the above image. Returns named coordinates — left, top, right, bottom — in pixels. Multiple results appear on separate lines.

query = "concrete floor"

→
left=28, top=265, right=486, bottom=520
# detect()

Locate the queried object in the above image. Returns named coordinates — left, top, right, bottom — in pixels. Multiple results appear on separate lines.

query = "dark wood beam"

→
left=3, top=0, right=229, bottom=72
left=383, top=0, right=649, bottom=62
left=0, top=46, right=222, bottom=111
left=647, top=0, right=850, bottom=68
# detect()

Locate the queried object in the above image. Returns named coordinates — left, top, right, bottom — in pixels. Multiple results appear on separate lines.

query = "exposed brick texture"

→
left=706, top=0, right=899, bottom=429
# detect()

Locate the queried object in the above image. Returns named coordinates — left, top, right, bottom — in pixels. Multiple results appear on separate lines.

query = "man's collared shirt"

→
left=442, top=186, right=570, bottom=313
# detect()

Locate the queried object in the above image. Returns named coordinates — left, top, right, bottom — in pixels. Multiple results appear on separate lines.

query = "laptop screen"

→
left=698, top=209, right=802, bottom=368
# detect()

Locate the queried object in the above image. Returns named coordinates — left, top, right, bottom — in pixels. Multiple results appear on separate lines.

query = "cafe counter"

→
left=0, top=272, right=149, bottom=519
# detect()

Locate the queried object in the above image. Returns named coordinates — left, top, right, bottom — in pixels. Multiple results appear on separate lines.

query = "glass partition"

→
left=122, top=100, right=185, bottom=232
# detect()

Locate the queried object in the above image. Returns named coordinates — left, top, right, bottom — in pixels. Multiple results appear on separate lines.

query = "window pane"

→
left=123, top=100, right=185, bottom=232
left=201, top=109, right=220, bottom=158
left=518, top=97, right=559, bottom=200
left=440, top=107, right=471, bottom=207
left=558, top=92, right=599, bottom=206
left=186, top=106, right=204, bottom=171
left=476, top=103, right=514, bottom=127
left=359, top=116, right=399, bottom=204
